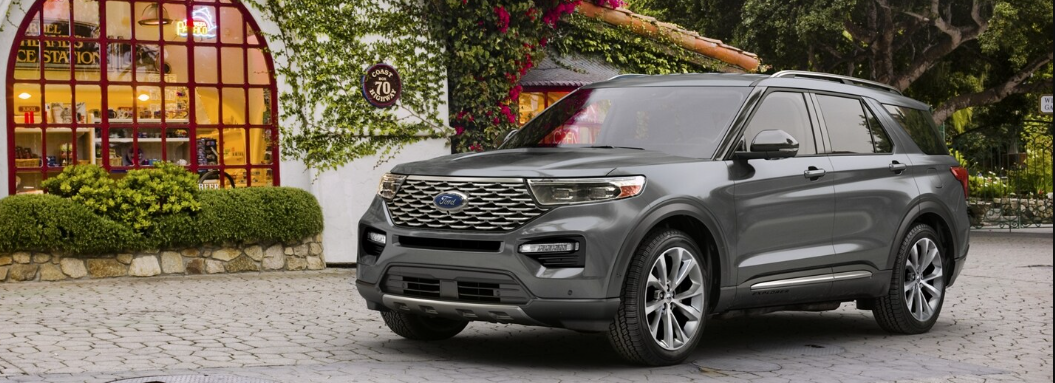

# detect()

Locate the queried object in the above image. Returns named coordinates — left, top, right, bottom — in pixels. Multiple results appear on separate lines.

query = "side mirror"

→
left=734, top=129, right=799, bottom=160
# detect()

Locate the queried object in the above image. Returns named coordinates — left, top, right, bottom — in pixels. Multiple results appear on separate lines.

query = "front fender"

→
left=604, top=199, right=733, bottom=299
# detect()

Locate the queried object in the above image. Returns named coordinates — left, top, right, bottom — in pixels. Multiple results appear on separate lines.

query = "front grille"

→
left=457, top=281, right=502, bottom=303
left=382, top=266, right=531, bottom=304
left=398, top=236, right=502, bottom=252
left=393, top=276, right=440, bottom=298
left=387, top=176, right=548, bottom=231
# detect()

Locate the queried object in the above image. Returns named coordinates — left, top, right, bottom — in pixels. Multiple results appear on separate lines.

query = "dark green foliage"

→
left=0, top=194, right=139, bottom=255
left=551, top=14, right=723, bottom=75
left=150, top=188, right=324, bottom=248
left=0, top=188, right=323, bottom=255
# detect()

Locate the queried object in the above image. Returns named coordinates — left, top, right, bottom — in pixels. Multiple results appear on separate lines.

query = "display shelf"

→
left=15, top=127, right=94, bottom=133
left=108, top=118, right=190, bottom=124
left=96, top=137, right=191, bottom=143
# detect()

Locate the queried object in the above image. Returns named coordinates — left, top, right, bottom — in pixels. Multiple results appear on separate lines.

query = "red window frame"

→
left=6, top=0, right=281, bottom=195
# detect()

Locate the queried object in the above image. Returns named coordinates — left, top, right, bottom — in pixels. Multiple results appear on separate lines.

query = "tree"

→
left=627, top=0, right=1054, bottom=125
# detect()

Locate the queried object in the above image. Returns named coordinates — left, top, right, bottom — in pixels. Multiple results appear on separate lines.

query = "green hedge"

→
left=0, top=187, right=323, bottom=255
left=0, top=194, right=139, bottom=254
left=149, top=187, right=324, bottom=248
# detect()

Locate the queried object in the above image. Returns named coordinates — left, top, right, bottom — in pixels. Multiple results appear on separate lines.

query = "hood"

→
left=391, top=148, right=703, bottom=178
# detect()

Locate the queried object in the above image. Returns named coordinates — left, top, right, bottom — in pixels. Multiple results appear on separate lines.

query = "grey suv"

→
left=356, top=71, right=970, bottom=366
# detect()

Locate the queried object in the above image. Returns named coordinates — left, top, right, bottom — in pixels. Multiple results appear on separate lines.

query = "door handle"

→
left=804, top=166, right=826, bottom=180
left=889, top=160, right=908, bottom=174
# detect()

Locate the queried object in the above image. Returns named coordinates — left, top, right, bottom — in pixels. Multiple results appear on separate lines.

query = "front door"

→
left=731, top=91, right=836, bottom=307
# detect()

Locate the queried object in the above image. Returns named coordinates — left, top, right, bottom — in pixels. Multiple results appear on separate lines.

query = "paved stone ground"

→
left=0, top=229, right=1050, bottom=383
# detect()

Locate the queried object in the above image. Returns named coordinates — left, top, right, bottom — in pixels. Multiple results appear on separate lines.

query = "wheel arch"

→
left=889, top=200, right=958, bottom=285
left=605, top=201, right=730, bottom=312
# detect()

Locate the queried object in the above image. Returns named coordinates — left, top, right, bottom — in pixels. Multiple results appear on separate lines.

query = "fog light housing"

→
left=361, top=227, right=387, bottom=258
left=518, top=238, right=585, bottom=268
left=518, top=242, right=578, bottom=253
left=366, top=231, right=387, bottom=245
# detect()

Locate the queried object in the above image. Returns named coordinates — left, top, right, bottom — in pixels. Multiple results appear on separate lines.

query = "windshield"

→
left=502, top=86, right=750, bottom=158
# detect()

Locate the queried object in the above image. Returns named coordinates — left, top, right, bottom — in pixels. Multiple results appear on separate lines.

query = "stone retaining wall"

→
left=0, top=235, right=324, bottom=283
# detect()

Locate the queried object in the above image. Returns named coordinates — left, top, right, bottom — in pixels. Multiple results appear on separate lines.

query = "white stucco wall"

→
left=312, top=139, right=449, bottom=263
left=0, top=0, right=451, bottom=264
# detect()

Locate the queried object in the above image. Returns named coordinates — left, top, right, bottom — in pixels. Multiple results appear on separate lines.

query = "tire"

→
left=873, top=224, right=947, bottom=334
left=606, top=229, right=709, bottom=366
left=381, top=311, right=468, bottom=341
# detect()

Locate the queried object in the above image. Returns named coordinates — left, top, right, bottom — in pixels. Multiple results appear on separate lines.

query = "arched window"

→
left=8, top=0, right=279, bottom=194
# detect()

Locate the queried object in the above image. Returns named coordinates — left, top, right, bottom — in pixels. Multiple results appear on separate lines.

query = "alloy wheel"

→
left=645, top=247, right=705, bottom=351
left=903, top=237, right=944, bottom=322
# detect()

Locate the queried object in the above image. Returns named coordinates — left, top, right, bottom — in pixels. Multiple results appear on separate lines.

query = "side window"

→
left=883, top=105, right=948, bottom=155
left=816, top=94, right=890, bottom=154
left=865, top=106, right=893, bottom=153
left=743, top=92, right=816, bottom=155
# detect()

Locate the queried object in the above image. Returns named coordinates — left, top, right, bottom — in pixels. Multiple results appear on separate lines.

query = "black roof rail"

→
left=770, top=70, right=902, bottom=95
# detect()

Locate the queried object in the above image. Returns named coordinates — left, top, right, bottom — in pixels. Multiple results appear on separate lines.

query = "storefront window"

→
left=517, top=88, right=573, bottom=126
left=8, top=0, right=279, bottom=194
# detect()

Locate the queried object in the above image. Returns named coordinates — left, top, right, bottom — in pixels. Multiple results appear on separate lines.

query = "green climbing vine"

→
left=421, top=0, right=596, bottom=152
left=241, top=0, right=450, bottom=171
left=551, top=13, right=724, bottom=75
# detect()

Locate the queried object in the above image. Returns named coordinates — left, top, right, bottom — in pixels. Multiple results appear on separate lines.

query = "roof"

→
left=586, top=73, right=767, bottom=88
left=585, top=72, right=930, bottom=110
left=577, top=2, right=760, bottom=72
left=519, top=54, right=622, bottom=88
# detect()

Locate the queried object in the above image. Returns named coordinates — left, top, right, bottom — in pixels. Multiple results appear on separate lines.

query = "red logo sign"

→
left=362, top=63, right=402, bottom=108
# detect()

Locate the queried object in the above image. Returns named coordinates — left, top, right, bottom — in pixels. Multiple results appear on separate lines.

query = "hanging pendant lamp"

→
left=138, top=4, right=171, bottom=26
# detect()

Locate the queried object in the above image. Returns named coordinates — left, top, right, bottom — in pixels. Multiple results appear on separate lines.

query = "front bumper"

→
left=355, top=196, right=642, bottom=331
left=357, top=280, right=619, bottom=331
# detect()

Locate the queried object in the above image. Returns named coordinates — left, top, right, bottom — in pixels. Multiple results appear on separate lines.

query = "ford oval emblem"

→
left=433, top=191, right=469, bottom=212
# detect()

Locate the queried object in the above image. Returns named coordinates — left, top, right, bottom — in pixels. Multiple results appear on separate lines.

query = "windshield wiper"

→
left=588, top=145, right=645, bottom=150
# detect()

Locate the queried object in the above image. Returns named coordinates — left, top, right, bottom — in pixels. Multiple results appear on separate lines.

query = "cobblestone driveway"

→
left=0, top=229, right=1050, bottom=382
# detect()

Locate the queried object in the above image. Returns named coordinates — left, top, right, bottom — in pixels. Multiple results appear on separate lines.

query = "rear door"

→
left=813, top=93, right=918, bottom=296
left=731, top=91, right=835, bottom=307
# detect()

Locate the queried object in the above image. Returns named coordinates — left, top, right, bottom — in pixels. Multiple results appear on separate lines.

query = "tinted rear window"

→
left=882, top=105, right=948, bottom=155
left=817, top=95, right=892, bottom=154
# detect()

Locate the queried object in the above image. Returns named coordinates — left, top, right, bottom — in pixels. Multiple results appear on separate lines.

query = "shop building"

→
left=0, top=0, right=451, bottom=264
left=1, top=0, right=756, bottom=264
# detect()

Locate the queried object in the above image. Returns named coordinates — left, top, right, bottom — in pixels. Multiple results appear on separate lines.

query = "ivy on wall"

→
left=421, top=0, right=593, bottom=153
left=242, top=0, right=450, bottom=171
left=3, top=0, right=694, bottom=168
left=551, top=13, right=725, bottom=75
left=238, top=0, right=600, bottom=160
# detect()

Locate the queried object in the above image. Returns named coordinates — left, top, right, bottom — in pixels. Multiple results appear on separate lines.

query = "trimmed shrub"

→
left=41, top=163, right=201, bottom=230
left=41, top=164, right=119, bottom=217
left=150, top=187, right=324, bottom=247
left=1, top=187, right=322, bottom=255
left=0, top=194, right=139, bottom=255
left=112, top=162, right=201, bottom=230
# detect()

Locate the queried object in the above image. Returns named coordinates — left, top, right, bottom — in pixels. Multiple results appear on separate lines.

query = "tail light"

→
left=950, top=166, right=969, bottom=199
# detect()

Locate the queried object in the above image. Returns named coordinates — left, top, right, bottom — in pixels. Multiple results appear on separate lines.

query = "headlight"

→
left=527, top=176, right=645, bottom=206
left=377, top=173, right=406, bottom=200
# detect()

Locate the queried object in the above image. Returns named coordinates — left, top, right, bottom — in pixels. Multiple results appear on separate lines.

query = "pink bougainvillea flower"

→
left=508, top=84, right=522, bottom=101
left=500, top=104, right=516, bottom=124
left=494, top=6, right=510, bottom=33
left=454, top=126, right=465, bottom=136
